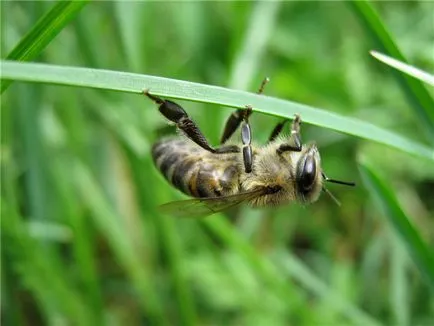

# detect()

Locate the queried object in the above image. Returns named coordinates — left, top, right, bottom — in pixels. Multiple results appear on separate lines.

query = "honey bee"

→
left=144, top=78, right=355, bottom=218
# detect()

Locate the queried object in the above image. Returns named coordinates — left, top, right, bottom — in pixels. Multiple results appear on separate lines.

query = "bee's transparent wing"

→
left=158, top=188, right=266, bottom=218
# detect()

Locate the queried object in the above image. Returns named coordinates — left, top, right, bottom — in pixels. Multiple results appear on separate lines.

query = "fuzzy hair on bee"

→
left=144, top=79, right=355, bottom=218
left=241, top=139, right=323, bottom=206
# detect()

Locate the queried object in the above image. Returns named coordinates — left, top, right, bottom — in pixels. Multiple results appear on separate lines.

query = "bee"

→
left=144, top=78, right=355, bottom=218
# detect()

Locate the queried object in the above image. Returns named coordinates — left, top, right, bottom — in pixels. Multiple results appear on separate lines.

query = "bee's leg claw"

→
left=143, top=89, right=164, bottom=104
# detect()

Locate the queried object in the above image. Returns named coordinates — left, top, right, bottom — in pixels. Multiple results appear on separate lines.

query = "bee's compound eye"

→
left=298, top=156, right=316, bottom=193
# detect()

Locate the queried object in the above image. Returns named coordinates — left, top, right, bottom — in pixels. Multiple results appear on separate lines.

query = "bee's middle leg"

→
left=241, top=106, right=254, bottom=173
left=219, top=104, right=255, bottom=173
left=144, top=90, right=239, bottom=154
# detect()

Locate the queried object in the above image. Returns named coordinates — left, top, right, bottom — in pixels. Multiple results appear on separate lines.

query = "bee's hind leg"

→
left=144, top=90, right=239, bottom=154
left=276, top=114, right=302, bottom=154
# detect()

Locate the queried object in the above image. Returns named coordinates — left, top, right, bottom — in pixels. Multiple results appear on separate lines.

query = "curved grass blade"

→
left=370, top=51, right=434, bottom=86
left=1, top=60, right=433, bottom=162
left=359, top=159, right=434, bottom=287
left=1, top=1, right=89, bottom=93
left=350, top=0, right=434, bottom=143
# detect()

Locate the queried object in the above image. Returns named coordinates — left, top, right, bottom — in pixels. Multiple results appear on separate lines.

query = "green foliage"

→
left=1, top=1, right=89, bottom=93
left=2, top=60, right=433, bottom=161
left=359, top=159, right=434, bottom=287
left=350, top=0, right=434, bottom=143
left=2, top=1, right=433, bottom=325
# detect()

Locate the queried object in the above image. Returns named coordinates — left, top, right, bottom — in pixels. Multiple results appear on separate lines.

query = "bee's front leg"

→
left=276, top=114, right=302, bottom=154
left=241, top=105, right=253, bottom=173
left=144, top=90, right=239, bottom=154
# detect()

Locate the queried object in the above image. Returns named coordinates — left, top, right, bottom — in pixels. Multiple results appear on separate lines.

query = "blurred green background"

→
left=1, top=1, right=434, bottom=325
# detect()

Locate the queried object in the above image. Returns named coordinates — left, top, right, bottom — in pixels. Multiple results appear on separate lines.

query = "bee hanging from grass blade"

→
left=144, top=78, right=355, bottom=218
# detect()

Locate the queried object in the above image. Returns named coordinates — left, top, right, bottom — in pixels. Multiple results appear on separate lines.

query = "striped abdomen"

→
left=152, top=138, right=241, bottom=198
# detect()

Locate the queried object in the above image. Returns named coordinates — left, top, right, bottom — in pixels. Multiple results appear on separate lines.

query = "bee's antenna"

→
left=322, top=187, right=341, bottom=206
left=322, top=172, right=355, bottom=187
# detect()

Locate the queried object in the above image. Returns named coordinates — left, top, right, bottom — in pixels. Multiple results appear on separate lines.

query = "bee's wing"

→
left=158, top=188, right=267, bottom=218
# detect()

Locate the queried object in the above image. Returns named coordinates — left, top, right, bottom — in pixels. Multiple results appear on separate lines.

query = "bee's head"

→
left=295, top=143, right=323, bottom=203
left=294, top=143, right=356, bottom=205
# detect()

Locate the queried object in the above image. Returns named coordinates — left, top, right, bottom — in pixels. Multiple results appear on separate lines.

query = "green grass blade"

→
left=228, top=1, right=280, bottom=89
left=1, top=1, right=89, bottom=93
left=272, top=250, right=383, bottom=326
left=112, top=2, right=143, bottom=72
left=358, top=159, right=434, bottom=287
left=350, top=0, right=434, bottom=143
left=1, top=60, right=433, bottom=162
left=390, top=234, right=409, bottom=326
left=1, top=200, right=97, bottom=325
left=14, top=83, right=47, bottom=221
left=72, top=160, right=166, bottom=324
left=370, top=51, right=434, bottom=86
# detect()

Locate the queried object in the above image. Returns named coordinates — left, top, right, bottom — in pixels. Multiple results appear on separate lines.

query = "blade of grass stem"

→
left=1, top=1, right=89, bottom=93
left=350, top=0, right=434, bottom=143
left=358, top=159, right=434, bottom=287
left=1, top=60, right=433, bottom=162
left=370, top=51, right=434, bottom=86
left=15, top=84, right=46, bottom=221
